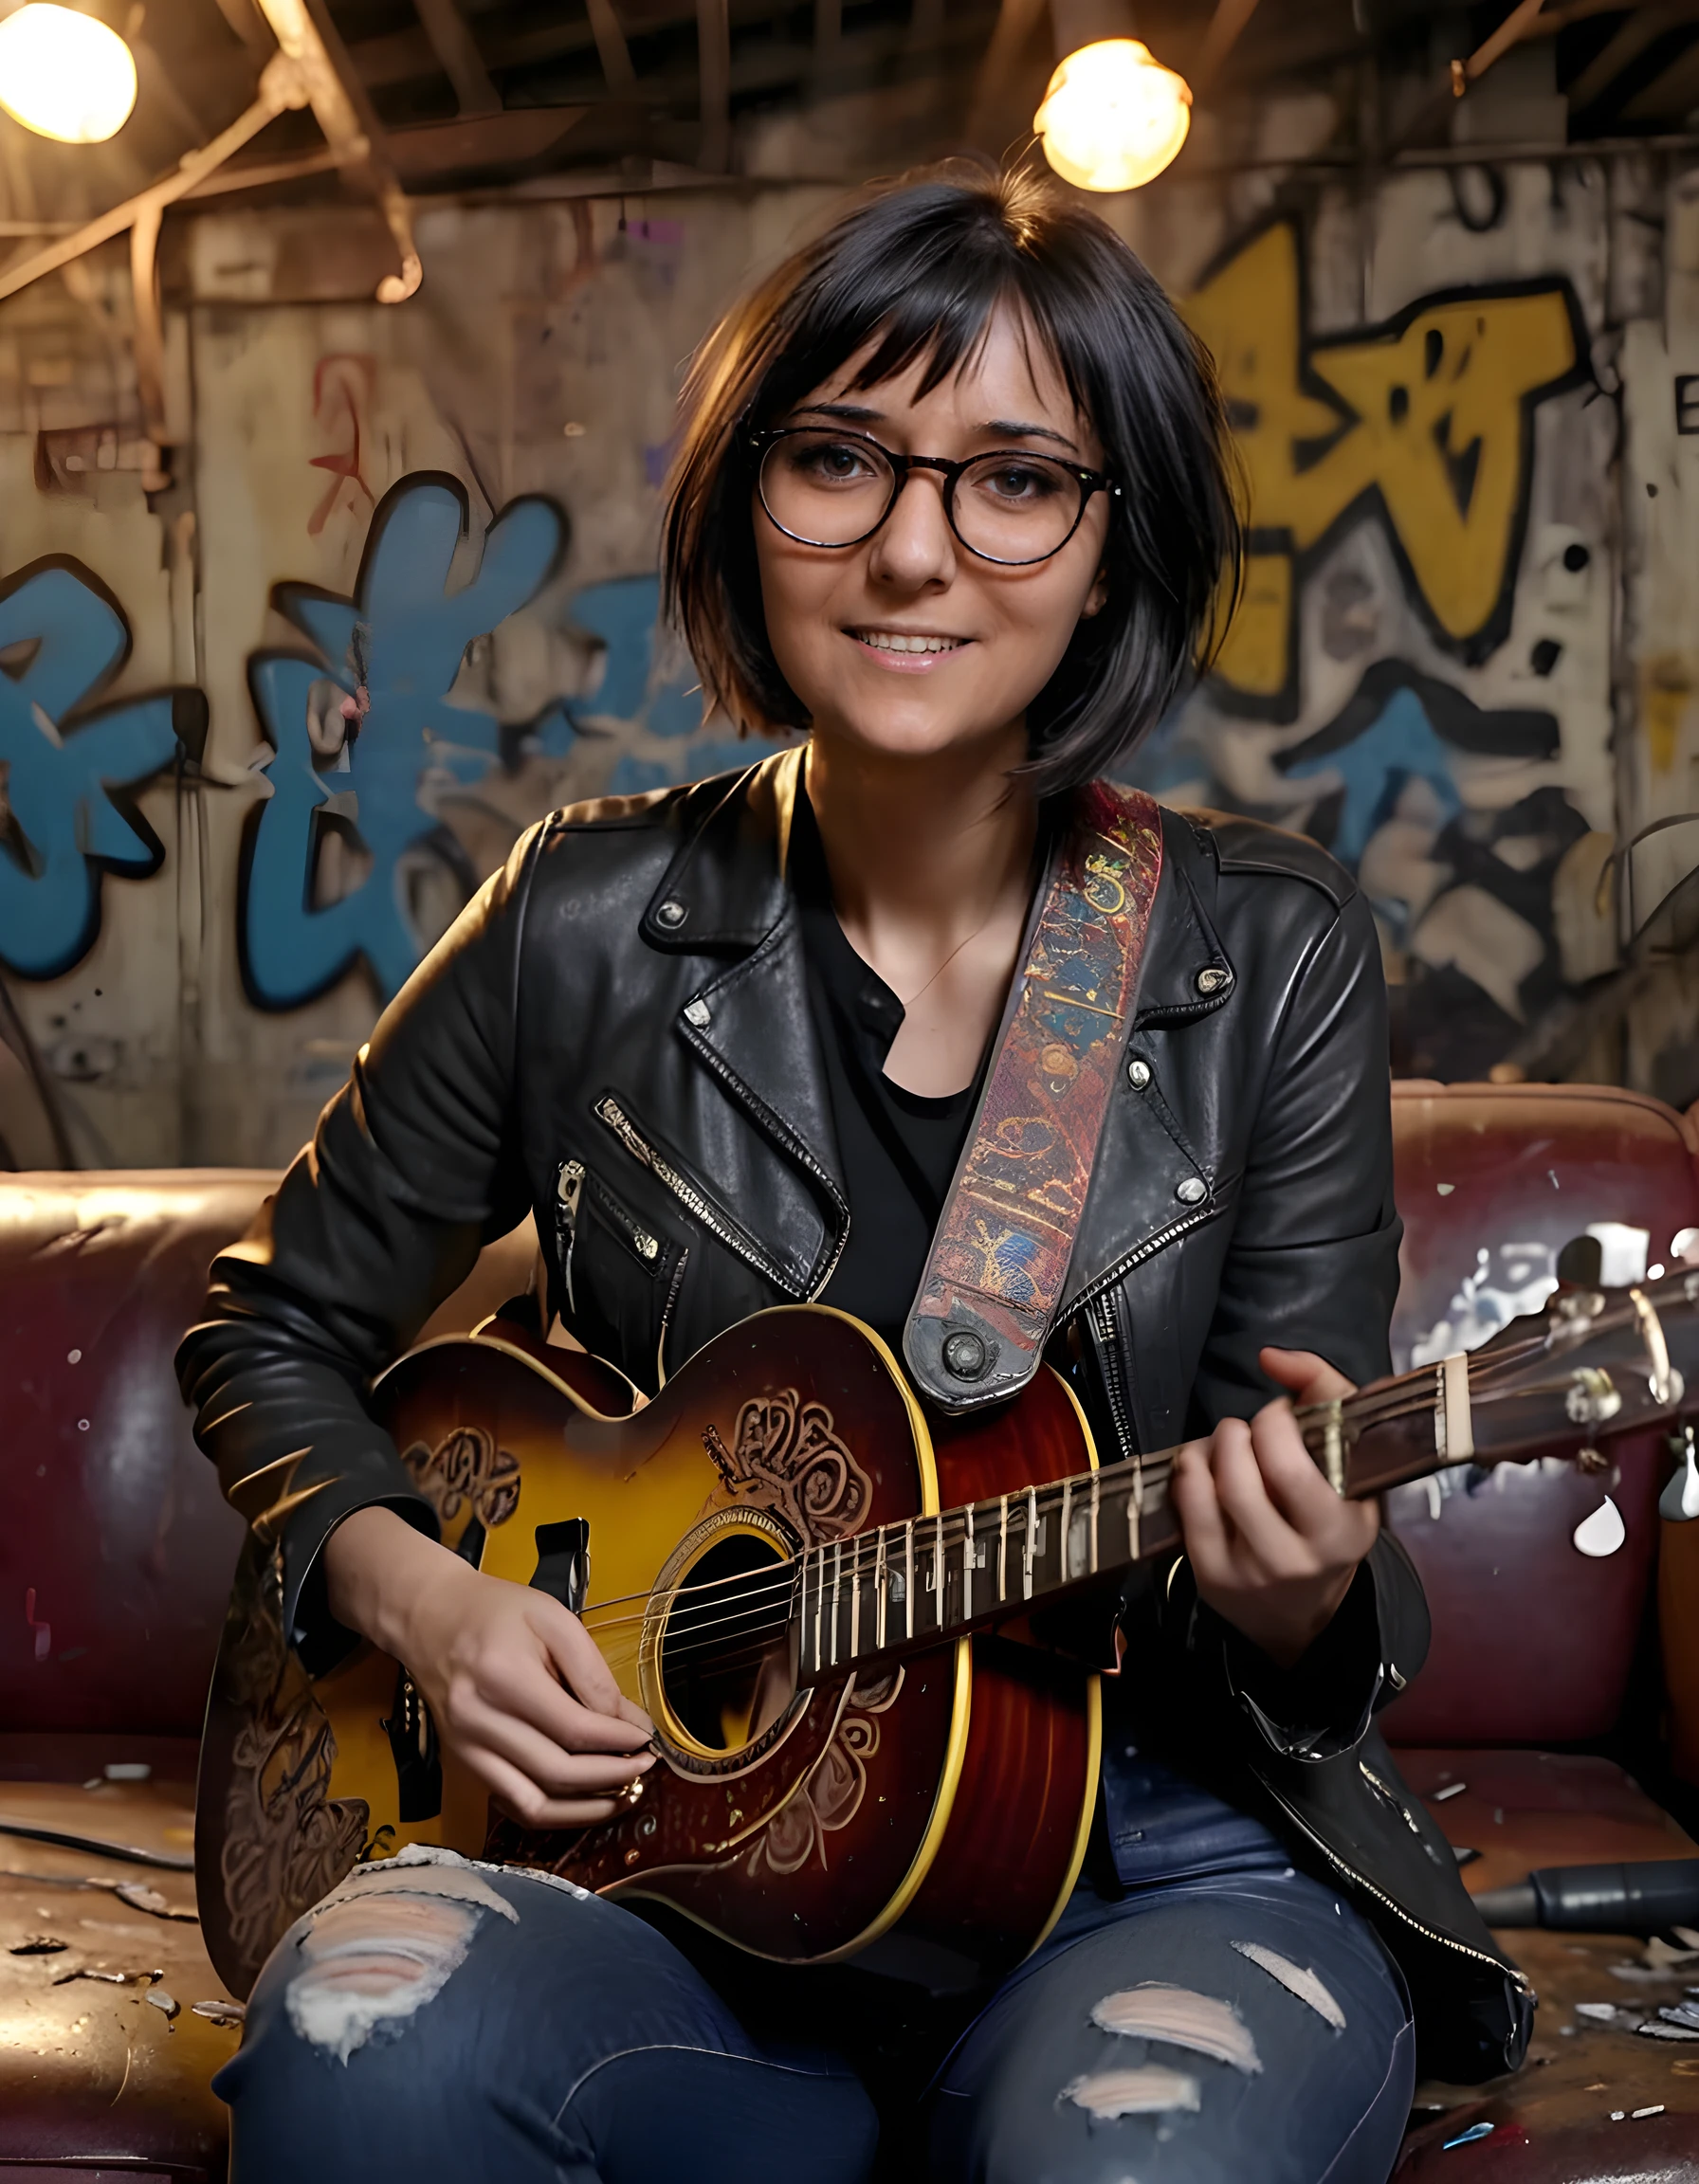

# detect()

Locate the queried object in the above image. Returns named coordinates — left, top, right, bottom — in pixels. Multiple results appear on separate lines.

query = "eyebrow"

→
left=792, top=402, right=1083, bottom=455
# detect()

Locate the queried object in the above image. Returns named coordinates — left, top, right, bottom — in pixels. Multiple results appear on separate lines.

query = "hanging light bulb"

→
left=0, top=4, right=137, bottom=144
left=1034, top=38, right=1192, bottom=192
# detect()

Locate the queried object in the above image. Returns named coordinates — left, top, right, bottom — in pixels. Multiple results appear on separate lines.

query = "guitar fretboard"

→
left=793, top=1456, right=1171, bottom=1680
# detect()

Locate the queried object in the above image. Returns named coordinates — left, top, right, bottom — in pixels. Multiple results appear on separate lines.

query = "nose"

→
left=866, top=467, right=957, bottom=591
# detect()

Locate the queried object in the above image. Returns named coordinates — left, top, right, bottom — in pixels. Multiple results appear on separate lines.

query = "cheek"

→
left=754, top=531, right=841, bottom=671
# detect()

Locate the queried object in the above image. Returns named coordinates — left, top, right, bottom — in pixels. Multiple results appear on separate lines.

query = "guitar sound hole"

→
left=660, top=1533, right=795, bottom=1754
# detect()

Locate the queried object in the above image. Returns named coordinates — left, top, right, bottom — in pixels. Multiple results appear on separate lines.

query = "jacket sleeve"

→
left=1168, top=876, right=1413, bottom=1751
left=1188, top=883, right=1402, bottom=1424
left=174, top=827, right=542, bottom=1666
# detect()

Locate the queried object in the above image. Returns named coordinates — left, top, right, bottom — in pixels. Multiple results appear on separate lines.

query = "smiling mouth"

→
left=851, top=629, right=968, bottom=654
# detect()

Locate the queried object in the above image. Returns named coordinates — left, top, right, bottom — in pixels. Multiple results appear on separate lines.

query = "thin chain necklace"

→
left=896, top=908, right=1001, bottom=1011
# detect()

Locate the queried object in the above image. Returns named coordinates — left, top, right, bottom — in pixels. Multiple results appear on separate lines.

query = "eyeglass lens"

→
left=758, top=430, right=1087, bottom=565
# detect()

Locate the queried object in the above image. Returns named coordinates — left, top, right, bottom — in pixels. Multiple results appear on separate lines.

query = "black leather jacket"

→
left=177, top=748, right=1530, bottom=2081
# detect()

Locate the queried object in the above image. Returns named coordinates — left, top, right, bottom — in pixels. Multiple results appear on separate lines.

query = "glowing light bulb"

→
left=1034, top=39, right=1192, bottom=193
left=0, top=5, right=137, bottom=144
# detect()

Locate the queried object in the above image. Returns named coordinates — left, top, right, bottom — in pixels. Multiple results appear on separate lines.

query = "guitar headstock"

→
left=1307, top=1268, right=1699, bottom=1501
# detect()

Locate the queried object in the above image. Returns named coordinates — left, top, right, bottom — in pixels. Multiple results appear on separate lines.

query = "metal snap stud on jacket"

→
left=656, top=899, right=688, bottom=929
left=1126, top=1058, right=1151, bottom=1089
left=685, top=999, right=711, bottom=1028
left=1176, top=1176, right=1207, bottom=1204
left=1196, top=965, right=1230, bottom=994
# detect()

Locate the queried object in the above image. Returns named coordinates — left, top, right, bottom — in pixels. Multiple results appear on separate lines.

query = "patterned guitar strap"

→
left=903, top=780, right=1165, bottom=1413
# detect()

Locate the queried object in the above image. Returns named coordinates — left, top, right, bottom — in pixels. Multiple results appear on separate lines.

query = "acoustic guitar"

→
left=195, top=1279, right=1699, bottom=1999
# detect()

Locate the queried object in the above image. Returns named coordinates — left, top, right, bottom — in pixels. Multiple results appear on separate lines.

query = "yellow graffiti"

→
left=1185, top=224, right=1579, bottom=700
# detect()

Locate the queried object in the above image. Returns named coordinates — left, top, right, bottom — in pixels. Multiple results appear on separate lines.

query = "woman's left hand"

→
left=1169, top=1347, right=1379, bottom=1671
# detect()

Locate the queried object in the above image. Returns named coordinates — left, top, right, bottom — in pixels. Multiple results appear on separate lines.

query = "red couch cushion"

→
left=0, top=1171, right=539, bottom=1738
left=1383, top=1083, right=1699, bottom=1746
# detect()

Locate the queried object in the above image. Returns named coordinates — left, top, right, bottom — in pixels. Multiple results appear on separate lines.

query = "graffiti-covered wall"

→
left=1, top=142, right=1697, bottom=1169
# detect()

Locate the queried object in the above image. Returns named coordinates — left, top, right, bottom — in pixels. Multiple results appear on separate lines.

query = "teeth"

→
left=858, top=631, right=961, bottom=654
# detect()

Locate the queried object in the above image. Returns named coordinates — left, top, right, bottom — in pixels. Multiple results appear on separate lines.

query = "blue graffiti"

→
left=242, top=474, right=570, bottom=1009
left=0, top=560, right=183, bottom=980
left=1281, top=685, right=1463, bottom=868
left=570, top=573, right=785, bottom=794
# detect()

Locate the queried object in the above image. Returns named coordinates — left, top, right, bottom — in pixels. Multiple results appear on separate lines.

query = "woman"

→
left=180, top=163, right=1526, bottom=2183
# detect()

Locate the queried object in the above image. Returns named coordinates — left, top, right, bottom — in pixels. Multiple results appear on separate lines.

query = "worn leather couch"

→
left=1, top=1081, right=1697, bottom=2180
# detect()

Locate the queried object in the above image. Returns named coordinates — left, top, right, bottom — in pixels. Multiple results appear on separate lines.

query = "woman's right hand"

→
left=323, top=1504, right=655, bottom=1829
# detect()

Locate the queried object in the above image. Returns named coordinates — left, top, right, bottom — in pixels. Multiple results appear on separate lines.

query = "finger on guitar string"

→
left=529, top=1587, right=655, bottom=1737
left=1247, top=1397, right=1381, bottom=1544
left=475, top=1744, right=637, bottom=1832
left=1169, top=1433, right=1230, bottom=1569
left=450, top=1695, right=653, bottom=1801
left=453, top=1598, right=654, bottom=1760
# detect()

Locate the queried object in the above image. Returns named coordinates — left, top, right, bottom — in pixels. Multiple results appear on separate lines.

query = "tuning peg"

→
left=1661, top=1425, right=1699, bottom=1523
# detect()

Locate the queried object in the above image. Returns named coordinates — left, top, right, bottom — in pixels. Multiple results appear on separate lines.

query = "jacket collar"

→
left=644, top=747, right=850, bottom=1246
left=639, top=745, right=805, bottom=953
left=635, top=761, right=1233, bottom=1291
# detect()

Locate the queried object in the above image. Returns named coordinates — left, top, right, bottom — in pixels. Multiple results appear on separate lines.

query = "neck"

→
left=802, top=729, right=1037, bottom=958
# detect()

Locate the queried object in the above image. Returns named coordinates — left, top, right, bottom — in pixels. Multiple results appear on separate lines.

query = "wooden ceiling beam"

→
left=697, top=0, right=730, bottom=165
left=585, top=0, right=638, bottom=91
left=1617, top=22, right=1699, bottom=111
left=1193, top=0, right=1264, bottom=95
left=1567, top=0, right=1699, bottom=109
left=411, top=0, right=502, bottom=114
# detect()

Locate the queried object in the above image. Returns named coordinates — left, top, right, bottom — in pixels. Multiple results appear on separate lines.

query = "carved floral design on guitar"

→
left=702, top=1386, right=871, bottom=1543
left=400, top=1424, right=521, bottom=1529
left=215, top=1542, right=368, bottom=1985
left=750, top=1666, right=904, bottom=1878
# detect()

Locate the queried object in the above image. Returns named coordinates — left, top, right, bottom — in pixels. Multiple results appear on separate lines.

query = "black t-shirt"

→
left=789, top=795, right=990, bottom=1354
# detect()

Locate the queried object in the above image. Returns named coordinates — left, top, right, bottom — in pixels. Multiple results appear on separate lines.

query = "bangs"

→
left=663, top=161, right=1242, bottom=796
left=748, top=196, right=1080, bottom=432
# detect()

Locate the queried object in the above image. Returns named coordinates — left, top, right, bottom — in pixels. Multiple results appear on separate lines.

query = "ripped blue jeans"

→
left=219, top=1843, right=1414, bottom=2183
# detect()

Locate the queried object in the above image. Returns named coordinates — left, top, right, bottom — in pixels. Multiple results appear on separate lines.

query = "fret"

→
left=963, top=1504, right=974, bottom=1621
left=997, top=1493, right=1009, bottom=1602
left=875, top=1530, right=888, bottom=1650
left=905, top=1519, right=915, bottom=1642
left=812, top=1548, right=823, bottom=1675
left=849, top=1534, right=862, bottom=1660
left=1089, top=1471, right=1100, bottom=1575
left=934, top=1514, right=945, bottom=1631
left=1059, top=1479, right=1073, bottom=1581
left=830, top=1540, right=842, bottom=1667
left=1023, top=1484, right=1037, bottom=1599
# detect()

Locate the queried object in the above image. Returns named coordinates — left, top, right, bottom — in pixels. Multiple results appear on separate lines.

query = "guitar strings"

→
left=572, top=1352, right=1562, bottom=1665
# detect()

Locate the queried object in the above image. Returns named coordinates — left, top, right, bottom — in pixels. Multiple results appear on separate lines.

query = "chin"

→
left=818, top=695, right=1019, bottom=765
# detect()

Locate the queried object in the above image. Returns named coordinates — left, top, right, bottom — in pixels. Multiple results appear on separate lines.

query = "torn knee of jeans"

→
left=1065, top=2064, right=1201, bottom=2119
left=1090, top=1984, right=1261, bottom=2075
left=1232, top=1940, right=1346, bottom=2031
left=284, top=1863, right=518, bottom=2066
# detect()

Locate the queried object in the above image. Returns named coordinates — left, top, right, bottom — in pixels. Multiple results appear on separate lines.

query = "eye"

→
left=787, top=437, right=881, bottom=485
left=972, top=458, right=1065, bottom=503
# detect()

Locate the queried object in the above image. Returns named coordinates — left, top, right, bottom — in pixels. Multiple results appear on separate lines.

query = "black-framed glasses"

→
left=752, top=427, right=1117, bottom=568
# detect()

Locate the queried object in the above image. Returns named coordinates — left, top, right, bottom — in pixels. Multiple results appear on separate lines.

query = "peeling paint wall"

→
left=4, top=140, right=1699, bottom=1170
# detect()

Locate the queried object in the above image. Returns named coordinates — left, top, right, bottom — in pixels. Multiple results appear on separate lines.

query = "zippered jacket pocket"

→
left=593, top=1093, right=798, bottom=1292
left=556, top=1155, right=674, bottom=1308
left=582, top=1168, right=669, bottom=1277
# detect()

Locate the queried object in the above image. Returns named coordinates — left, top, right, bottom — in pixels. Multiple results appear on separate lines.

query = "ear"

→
left=1081, top=566, right=1109, bottom=620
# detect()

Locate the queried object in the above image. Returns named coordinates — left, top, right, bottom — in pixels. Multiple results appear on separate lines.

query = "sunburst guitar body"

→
left=196, top=1306, right=1108, bottom=1996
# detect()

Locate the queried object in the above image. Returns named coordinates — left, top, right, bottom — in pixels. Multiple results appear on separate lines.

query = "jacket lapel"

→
left=643, top=749, right=850, bottom=1283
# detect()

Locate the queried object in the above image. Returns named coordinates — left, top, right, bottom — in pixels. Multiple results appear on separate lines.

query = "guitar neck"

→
left=795, top=1453, right=1178, bottom=1683
left=795, top=1277, right=1699, bottom=1684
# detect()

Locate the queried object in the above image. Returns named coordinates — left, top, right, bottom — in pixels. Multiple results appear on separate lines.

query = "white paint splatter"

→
left=1232, top=1940, right=1347, bottom=2030
left=1574, top=1496, right=1626, bottom=1557
left=1090, top=1985, right=1261, bottom=2073
left=1065, top=2066, right=1200, bottom=2119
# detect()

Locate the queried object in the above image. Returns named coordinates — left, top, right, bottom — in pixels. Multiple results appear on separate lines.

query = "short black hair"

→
left=663, top=160, right=1242, bottom=795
